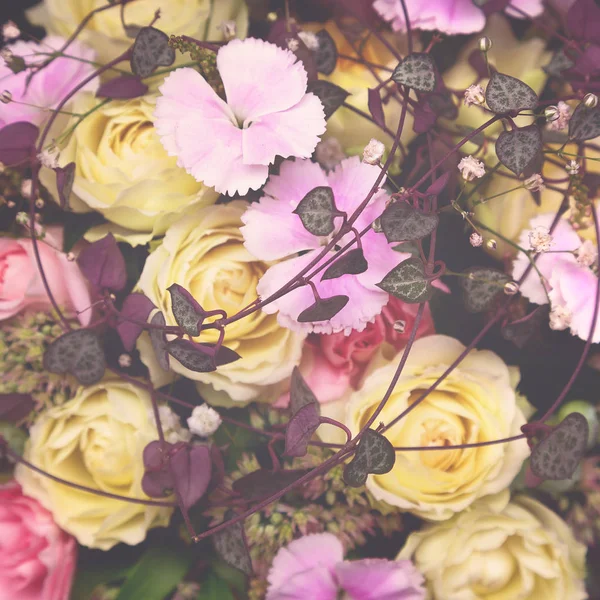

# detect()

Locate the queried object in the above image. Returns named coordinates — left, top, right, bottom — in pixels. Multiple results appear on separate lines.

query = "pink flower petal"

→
left=506, top=0, right=544, bottom=19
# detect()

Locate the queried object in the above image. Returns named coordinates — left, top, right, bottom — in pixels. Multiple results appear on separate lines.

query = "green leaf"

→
left=376, top=257, right=432, bottom=303
left=198, top=573, right=236, bottom=600
left=115, top=545, right=192, bottom=600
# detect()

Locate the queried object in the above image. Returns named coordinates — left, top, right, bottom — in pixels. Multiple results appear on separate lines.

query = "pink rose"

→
left=0, top=482, right=77, bottom=600
left=0, top=228, right=91, bottom=324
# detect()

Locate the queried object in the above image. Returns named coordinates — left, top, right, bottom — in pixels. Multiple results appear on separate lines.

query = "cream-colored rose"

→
left=41, top=93, right=218, bottom=246
left=399, top=490, right=587, bottom=600
left=136, top=201, right=305, bottom=405
left=321, top=335, right=529, bottom=520
left=27, top=0, right=249, bottom=64
left=15, top=378, right=173, bottom=550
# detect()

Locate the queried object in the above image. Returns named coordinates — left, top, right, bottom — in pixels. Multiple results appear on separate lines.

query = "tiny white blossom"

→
left=220, top=20, right=237, bottom=40
left=362, top=138, right=385, bottom=165
left=20, top=179, right=32, bottom=197
left=577, top=239, right=597, bottom=267
left=549, top=304, right=572, bottom=331
left=2, top=21, right=20, bottom=42
left=37, top=147, right=60, bottom=169
left=528, top=226, right=553, bottom=253
left=567, top=160, right=580, bottom=175
left=118, top=353, right=132, bottom=368
left=463, top=84, right=485, bottom=107
left=547, top=101, right=572, bottom=131
left=16, top=211, right=29, bottom=225
left=148, top=405, right=191, bottom=443
left=298, top=30, right=320, bottom=51
left=315, top=137, right=345, bottom=170
left=523, top=173, right=545, bottom=192
left=458, top=156, right=485, bottom=181
left=286, top=38, right=300, bottom=52
left=187, top=404, right=222, bottom=437
left=469, top=232, right=483, bottom=247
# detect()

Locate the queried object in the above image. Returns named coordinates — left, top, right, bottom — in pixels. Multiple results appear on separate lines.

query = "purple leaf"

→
left=543, top=50, right=574, bottom=77
left=567, top=0, right=600, bottom=44
left=293, top=186, right=340, bottom=236
left=321, top=248, right=368, bottom=281
left=77, top=233, right=127, bottom=292
left=392, top=53, right=437, bottom=93
left=0, top=122, right=39, bottom=167
left=290, top=366, right=320, bottom=415
left=306, top=80, right=350, bottom=120
left=213, top=520, right=253, bottom=576
left=0, top=394, right=35, bottom=423
left=477, top=0, right=510, bottom=16
left=130, top=26, right=175, bottom=78
left=412, top=103, right=437, bottom=134
left=343, top=429, right=395, bottom=487
left=170, top=443, right=212, bottom=509
left=368, top=88, right=386, bottom=129
left=232, top=468, right=309, bottom=502
left=116, top=293, right=156, bottom=351
left=167, top=284, right=206, bottom=336
left=201, top=343, right=242, bottom=367
left=149, top=311, right=170, bottom=371
left=313, top=29, right=338, bottom=75
left=54, top=163, right=75, bottom=210
left=425, top=171, right=450, bottom=196
left=570, top=45, right=600, bottom=77
left=43, top=329, right=106, bottom=385
left=285, top=402, right=321, bottom=457
left=268, top=20, right=318, bottom=81
left=142, top=440, right=174, bottom=498
left=96, top=76, right=149, bottom=99
left=297, top=294, right=349, bottom=323
left=468, top=49, right=495, bottom=79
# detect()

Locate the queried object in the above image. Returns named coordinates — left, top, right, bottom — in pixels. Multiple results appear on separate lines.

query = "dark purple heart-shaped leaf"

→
left=142, top=440, right=174, bottom=497
left=43, top=329, right=106, bottom=385
left=167, top=339, right=216, bottom=372
left=485, top=71, right=538, bottom=114
left=495, top=124, right=542, bottom=176
left=500, top=305, right=549, bottom=348
left=232, top=468, right=309, bottom=502
left=0, top=122, right=39, bottom=167
left=314, top=29, right=338, bottom=75
left=412, top=103, right=437, bottom=134
left=5, top=55, right=26, bottom=74
left=143, top=439, right=170, bottom=471
left=306, top=80, right=349, bottom=120
left=130, top=26, right=176, bottom=78
left=321, top=248, right=368, bottom=281
left=117, top=293, right=156, bottom=352
left=77, top=233, right=127, bottom=292
left=569, top=102, right=600, bottom=142
left=368, top=88, right=386, bottom=129
left=376, top=257, right=432, bottom=303
left=285, top=402, right=320, bottom=457
left=567, top=0, right=600, bottom=44
left=380, top=201, right=439, bottom=243
left=0, top=394, right=35, bottom=423
left=297, top=294, right=349, bottom=323
left=425, top=172, right=450, bottom=196
left=96, top=76, right=149, bottom=99
left=200, top=343, right=242, bottom=367
left=343, top=429, right=395, bottom=487
left=167, top=284, right=206, bottom=336
left=530, top=413, right=589, bottom=480
left=293, top=186, right=340, bottom=236
left=392, top=53, right=437, bottom=93
left=213, top=521, right=253, bottom=576
left=570, top=45, right=600, bottom=77
left=170, top=443, right=212, bottom=509
left=290, top=366, right=320, bottom=415
left=543, top=50, right=575, bottom=77
left=461, top=266, right=509, bottom=313
left=149, top=311, right=170, bottom=371
left=54, top=162, right=75, bottom=210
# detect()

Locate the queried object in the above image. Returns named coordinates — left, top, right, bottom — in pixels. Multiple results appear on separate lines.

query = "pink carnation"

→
left=0, top=36, right=96, bottom=128
left=373, top=0, right=543, bottom=35
left=0, top=482, right=77, bottom=600
left=241, top=157, right=409, bottom=334
left=154, top=38, right=326, bottom=196
left=266, top=532, right=425, bottom=600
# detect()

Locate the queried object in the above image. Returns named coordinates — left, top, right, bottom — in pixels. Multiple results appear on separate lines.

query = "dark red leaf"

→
left=285, top=402, right=321, bottom=457
left=77, top=233, right=127, bottom=292
left=290, top=366, right=320, bottom=414
left=0, top=394, right=35, bottom=423
left=170, top=443, right=212, bottom=509
left=116, top=293, right=156, bottom=351
left=412, top=103, right=436, bottom=134
left=424, top=171, right=450, bottom=196
left=0, top=122, right=39, bottom=167
left=55, top=162, right=75, bottom=210
left=96, top=76, right=149, bottom=99
left=368, top=88, right=386, bottom=129
left=567, top=0, right=600, bottom=44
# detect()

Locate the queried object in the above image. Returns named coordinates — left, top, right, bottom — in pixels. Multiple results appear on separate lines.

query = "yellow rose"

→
left=27, top=0, right=249, bottom=64
left=15, top=378, right=173, bottom=550
left=399, top=490, right=587, bottom=600
left=321, top=335, right=529, bottom=520
left=136, top=201, right=305, bottom=405
left=41, top=93, right=218, bottom=246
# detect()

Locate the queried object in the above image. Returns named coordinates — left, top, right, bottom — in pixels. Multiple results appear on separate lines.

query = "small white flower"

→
left=286, top=38, right=300, bottom=52
left=187, top=404, right=222, bottom=437
left=20, top=179, right=32, bottom=198
left=298, top=30, right=320, bottom=51
left=2, top=21, right=20, bottom=42
left=37, top=147, right=60, bottom=169
left=362, top=138, right=385, bottom=165
left=523, top=173, right=545, bottom=192
left=463, top=84, right=485, bottom=107
left=567, top=160, right=580, bottom=175
left=16, top=211, right=29, bottom=225
left=148, top=405, right=192, bottom=443
left=470, top=232, right=483, bottom=247
left=458, top=156, right=485, bottom=181
left=528, top=226, right=553, bottom=253
left=118, top=353, right=132, bottom=368
left=220, top=20, right=237, bottom=40
left=577, top=239, right=597, bottom=267
left=546, top=101, right=572, bottom=131
left=549, top=304, right=572, bottom=331
left=315, top=137, right=345, bottom=170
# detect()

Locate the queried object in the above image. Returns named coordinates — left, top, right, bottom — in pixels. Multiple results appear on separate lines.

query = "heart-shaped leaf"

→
left=0, top=122, right=39, bottom=167
left=412, top=103, right=437, bottom=134
left=232, top=468, right=309, bottom=502
left=376, top=257, right=432, bottom=303
left=169, top=443, right=212, bottom=509
left=306, top=80, right=349, bottom=120
left=142, top=440, right=175, bottom=497
left=380, top=202, right=439, bottom=243
left=485, top=71, right=538, bottom=114
left=297, top=294, right=349, bottom=322
left=293, top=186, right=340, bottom=236
left=567, top=0, right=600, bottom=44
left=368, top=88, right=386, bottom=129
left=130, top=26, right=176, bottom=78
left=167, top=339, right=216, bottom=373
left=543, top=50, right=575, bottom=77
left=54, top=162, right=75, bottom=210
left=213, top=521, right=253, bottom=576
left=530, top=413, right=589, bottom=480
left=0, top=394, right=35, bottom=423
left=285, top=402, right=321, bottom=457
left=117, top=293, right=156, bottom=351
left=290, top=366, right=320, bottom=414
left=43, top=329, right=106, bottom=385
left=461, top=267, right=509, bottom=313
left=392, top=53, right=437, bottom=93
left=167, top=284, right=206, bottom=336
left=495, top=124, right=542, bottom=176
left=343, top=429, right=395, bottom=487
left=5, top=55, right=26, bottom=74
left=77, top=233, right=127, bottom=292
left=201, top=343, right=242, bottom=367
left=97, top=76, right=149, bottom=99
left=314, top=30, right=338, bottom=75
left=321, top=248, right=368, bottom=281
left=568, top=102, right=600, bottom=142
left=500, top=305, right=549, bottom=348
left=149, top=311, right=170, bottom=371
